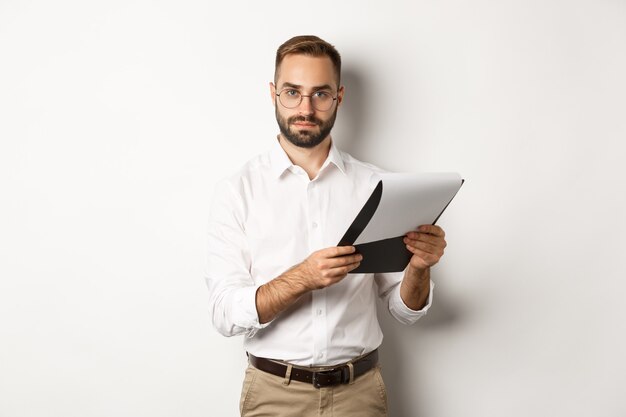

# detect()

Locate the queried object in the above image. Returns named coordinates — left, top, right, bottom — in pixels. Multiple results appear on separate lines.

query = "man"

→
left=205, top=35, right=447, bottom=417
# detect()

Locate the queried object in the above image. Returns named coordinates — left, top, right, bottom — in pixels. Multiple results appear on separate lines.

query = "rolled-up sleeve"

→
left=204, top=180, right=269, bottom=338
left=375, top=271, right=435, bottom=325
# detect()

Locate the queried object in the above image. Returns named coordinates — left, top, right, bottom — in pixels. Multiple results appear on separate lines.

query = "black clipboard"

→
left=338, top=178, right=464, bottom=273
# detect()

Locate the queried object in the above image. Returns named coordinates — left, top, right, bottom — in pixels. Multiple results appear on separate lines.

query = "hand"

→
left=256, top=246, right=362, bottom=324
left=403, top=225, right=447, bottom=272
left=295, top=246, right=363, bottom=290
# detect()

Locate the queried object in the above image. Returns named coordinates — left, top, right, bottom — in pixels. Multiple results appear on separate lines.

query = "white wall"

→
left=1, top=1, right=625, bottom=416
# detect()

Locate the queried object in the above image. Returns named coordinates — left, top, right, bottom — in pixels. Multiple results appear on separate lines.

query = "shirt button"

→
left=312, top=222, right=318, bottom=229
left=316, top=309, right=323, bottom=316
left=318, top=352, right=324, bottom=359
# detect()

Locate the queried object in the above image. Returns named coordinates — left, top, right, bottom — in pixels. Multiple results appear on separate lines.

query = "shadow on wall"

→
left=377, top=285, right=463, bottom=417
left=334, top=66, right=374, bottom=162
left=339, top=65, right=465, bottom=416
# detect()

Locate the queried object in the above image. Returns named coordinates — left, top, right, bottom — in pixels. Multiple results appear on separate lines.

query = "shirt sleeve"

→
left=374, top=271, right=435, bottom=325
left=204, top=180, right=270, bottom=338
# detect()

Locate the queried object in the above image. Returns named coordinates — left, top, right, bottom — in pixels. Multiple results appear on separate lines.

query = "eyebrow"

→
left=279, top=82, right=335, bottom=92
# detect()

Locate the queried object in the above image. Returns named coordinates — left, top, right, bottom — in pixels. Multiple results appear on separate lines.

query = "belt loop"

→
left=347, top=362, right=355, bottom=385
left=283, top=364, right=293, bottom=386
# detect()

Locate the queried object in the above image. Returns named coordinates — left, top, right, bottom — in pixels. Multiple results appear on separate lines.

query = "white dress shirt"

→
left=205, top=138, right=434, bottom=366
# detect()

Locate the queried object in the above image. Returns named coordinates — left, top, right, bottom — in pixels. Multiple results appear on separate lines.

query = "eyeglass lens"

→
left=278, top=90, right=335, bottom=111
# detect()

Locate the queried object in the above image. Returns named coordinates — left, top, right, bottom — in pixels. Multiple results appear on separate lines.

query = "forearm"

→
left=256, top=246, right=361, bottom=324
left=400, top=265, right=431, bottom=311
left=256, top=266, right=311, bottom=324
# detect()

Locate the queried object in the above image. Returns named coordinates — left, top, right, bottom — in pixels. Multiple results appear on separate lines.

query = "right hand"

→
left=295, top=246, right=363, bottom=290
left=256, top=246, right=363, bottom=324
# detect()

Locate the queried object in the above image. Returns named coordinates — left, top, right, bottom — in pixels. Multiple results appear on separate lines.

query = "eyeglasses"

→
left=275, top=89, right=338, bottom=112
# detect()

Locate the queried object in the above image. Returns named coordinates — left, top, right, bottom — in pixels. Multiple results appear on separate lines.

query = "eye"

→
left=284, top=89, right=300, bottom=97
left=313, top=91, right=331, bottom=99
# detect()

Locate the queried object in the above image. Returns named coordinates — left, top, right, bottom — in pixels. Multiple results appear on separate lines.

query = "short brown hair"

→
left=274, top=35, right=342, bottom=86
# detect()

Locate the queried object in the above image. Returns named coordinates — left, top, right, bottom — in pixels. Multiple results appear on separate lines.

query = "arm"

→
left=206, top=181, right=362, bottom=335
left=400, top=224, right=447, bottom=310
left=256, top=246, right=362, bottom=324
left=205, top=181, right=258, bottom=337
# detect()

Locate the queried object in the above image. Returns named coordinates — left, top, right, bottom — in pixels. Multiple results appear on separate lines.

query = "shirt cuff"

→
left=388, top=280, right=435, bottom=325
left=231, top=284, right=271, bottom=337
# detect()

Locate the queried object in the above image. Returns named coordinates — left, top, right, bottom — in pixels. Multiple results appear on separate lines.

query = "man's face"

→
left=271, top=54, right=344, bottom=149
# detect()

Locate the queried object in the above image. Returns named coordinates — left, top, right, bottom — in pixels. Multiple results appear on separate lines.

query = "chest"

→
left=244, top=173, right=373, bottom=280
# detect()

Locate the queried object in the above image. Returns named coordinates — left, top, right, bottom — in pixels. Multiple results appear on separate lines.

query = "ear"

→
left=336, top=85, right=345, bottom=107
left=270, top=82, right=277, bottom=106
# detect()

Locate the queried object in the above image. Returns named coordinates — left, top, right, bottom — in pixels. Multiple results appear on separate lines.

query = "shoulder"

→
left=211, top=150, right=275, bottom=212
left=338, top=149, right=391, bottom=176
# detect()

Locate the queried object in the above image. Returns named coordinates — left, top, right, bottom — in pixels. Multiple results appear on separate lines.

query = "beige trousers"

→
left=239, top=363, right=388, bottom=417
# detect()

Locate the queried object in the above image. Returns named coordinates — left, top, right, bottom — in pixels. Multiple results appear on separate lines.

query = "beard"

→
left=275, top=107, right=337, bottom=149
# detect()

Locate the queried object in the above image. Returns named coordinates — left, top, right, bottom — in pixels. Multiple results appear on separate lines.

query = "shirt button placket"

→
left=308, top=181, right=327, bottom=365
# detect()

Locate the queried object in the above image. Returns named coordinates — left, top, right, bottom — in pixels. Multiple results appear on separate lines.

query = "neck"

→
left=278, top=135, right=332, bottom=180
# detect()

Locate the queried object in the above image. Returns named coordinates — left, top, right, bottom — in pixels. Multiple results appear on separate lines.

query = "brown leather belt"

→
left=247, top=349, right=378, bottom=388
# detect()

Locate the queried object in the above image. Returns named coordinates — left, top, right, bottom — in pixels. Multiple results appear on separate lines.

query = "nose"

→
left=298, top=95, right=315, bottom=115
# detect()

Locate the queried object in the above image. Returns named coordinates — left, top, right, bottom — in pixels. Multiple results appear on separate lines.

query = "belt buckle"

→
left=312, top=367, right=347, bottom=388
left=312, top=371, right=322, bottom=388
left=312, top=370, right=332, bottom=388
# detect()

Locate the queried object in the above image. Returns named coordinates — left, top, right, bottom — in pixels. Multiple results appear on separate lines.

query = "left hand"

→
left=403, top=225, right=447, bottom=271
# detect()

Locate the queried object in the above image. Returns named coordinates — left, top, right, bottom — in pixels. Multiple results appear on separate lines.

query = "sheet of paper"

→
left=354, top=172, right=463, bottom=244
left=338, top=172, right=463, bottom=273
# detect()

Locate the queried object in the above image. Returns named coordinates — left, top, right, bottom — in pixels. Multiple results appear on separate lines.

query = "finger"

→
left=404, top=238, right=439, bottom=255
left=327, top=261, right=361, bottom=277
left=326, top=253, right=363, bottom=268
left=326, top=245, right=357, bottom=257
left=404, top=236, right=446, bottom=253
left=416, top=225, right=445, bottom=237
left=405, top=232, right=444, bottom=246
left=406, top=245, right=441, bottom=266
left=346, top=260, right=361, bottom=272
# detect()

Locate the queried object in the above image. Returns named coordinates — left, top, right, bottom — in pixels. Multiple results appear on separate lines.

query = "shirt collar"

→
left=269, top=136, right=347, bottom=179
left=322, top=139, right=347, bottom=175
left=269, top=136, right=294, bottom=178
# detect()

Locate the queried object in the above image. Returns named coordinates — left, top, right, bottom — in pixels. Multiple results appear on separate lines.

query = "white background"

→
left=1, top=1, right=625, bottom=416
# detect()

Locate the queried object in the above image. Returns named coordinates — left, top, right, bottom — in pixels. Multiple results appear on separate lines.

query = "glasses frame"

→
left=275, top=89, right=338, bottom=112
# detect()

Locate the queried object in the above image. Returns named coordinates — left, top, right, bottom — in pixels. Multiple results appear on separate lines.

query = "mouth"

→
left=291, top=118, right=319, bottom=128
left=293, top=122, right=317, bottom=128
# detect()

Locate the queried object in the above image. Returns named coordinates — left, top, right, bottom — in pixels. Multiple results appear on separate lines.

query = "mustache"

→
left=288, top=116, right=321, bottom=125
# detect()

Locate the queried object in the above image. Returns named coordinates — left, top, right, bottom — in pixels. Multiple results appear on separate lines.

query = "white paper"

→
left=353, top=172, right=463, bottom=245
